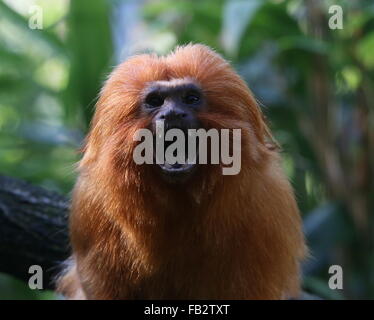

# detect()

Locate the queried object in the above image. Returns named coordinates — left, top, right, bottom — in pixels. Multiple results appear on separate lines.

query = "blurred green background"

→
left=0, top=0, right=373, bottom=299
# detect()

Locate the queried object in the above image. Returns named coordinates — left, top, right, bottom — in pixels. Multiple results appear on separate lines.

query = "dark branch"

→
left=0, top=175, right=70, bottom=290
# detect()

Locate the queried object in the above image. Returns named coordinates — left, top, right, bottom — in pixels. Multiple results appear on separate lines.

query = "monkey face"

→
left=85, top=44, right=269, bottom=188
left=141, top=78, right=204, bottom=183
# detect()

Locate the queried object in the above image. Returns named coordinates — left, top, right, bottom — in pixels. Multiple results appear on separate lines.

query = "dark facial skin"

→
left=141, top=79, right=205, bottom=183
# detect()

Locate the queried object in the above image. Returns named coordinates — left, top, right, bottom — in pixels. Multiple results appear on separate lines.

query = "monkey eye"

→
left=146, top=93, right=164, bottom=108
left=183, top=93, right=200, bottom=105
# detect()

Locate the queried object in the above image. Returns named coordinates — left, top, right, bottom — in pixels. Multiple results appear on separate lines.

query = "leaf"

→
left=356, top=32, right=374, bottom=69
left=277, top=36, right=328, bottom=54
left=63, top=0, right=113, bottom=127
left=0, top=1, right=66, bottom=55
left=221, top=0, right=262, bottom=57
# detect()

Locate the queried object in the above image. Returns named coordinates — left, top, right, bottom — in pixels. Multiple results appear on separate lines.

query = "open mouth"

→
left=157, top=161, right=198, bottom=184
left=154, top=127, right=199, bottom=180
left=159, top=161, right=196, bottom=173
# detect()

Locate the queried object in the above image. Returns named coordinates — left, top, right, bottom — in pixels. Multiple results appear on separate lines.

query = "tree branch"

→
left=0, top=175, right=70, bottom=290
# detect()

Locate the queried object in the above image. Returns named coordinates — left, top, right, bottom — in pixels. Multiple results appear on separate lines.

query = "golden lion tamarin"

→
left=57, top=44, right=306, bottom=300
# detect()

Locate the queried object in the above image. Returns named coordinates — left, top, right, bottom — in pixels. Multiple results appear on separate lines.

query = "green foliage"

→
left=0, top=0, right=113, bottom=298
left=65, top=0, right=113, bottom=126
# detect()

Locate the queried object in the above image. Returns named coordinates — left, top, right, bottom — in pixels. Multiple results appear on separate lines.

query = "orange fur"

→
left=57, top=44, right=306, bottom=299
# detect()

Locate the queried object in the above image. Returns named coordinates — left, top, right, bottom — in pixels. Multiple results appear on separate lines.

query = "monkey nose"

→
left=157, top=107, right=188, bottom=122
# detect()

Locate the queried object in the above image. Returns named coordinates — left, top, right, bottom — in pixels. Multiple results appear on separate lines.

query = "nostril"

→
left=158, top=109, right=188, bottom=121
